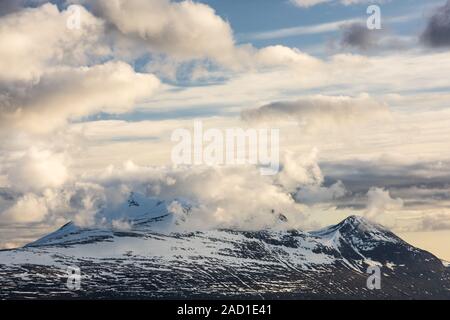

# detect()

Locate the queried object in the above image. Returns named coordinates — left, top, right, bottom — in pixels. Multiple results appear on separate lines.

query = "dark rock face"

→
left=0, top=215, right=449, bottom=300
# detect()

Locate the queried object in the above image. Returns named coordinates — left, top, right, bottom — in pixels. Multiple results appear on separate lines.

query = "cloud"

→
left=0, top=61, right=160, bottom=133
left=0, top=4, right=161, bottom=133
left=5, top=147, right=68, bottom=192
left=2, top=193, right=49, bottom=223
left=421, top=0, right=450, bottom=48
left=240, top=17, right=362, bottom=41
left=340, top=23, right=381, bottom=51
left=88, top=158, right=322, bottom=231
left=88, top=0, right=238, bottom=66
left=0, top=179, right=107, bottom=227
left=294, top=181, right=347, bottom=205
left=322, top=157, right=450, bottom=194
left=77, top=0, right=318, bottom=72
left=290, top=0, right=386, bottom=8
left=0, top=149, right=339, bottom=234
left=364, top=187, right=403, bottom=219
left=241, top=94, right=391, bottom=132
left=290, top=0, right=332, bottom=8
left=253, top=45, right=321, bottom=67
left=420, top=213, right=450, bottom=231
left=336, top=22, right=413, bottom=53
left=0, top=3, right=109, bottom=82
left=0, top=0, right=23, bottom=16
left=277, top=149, right=324, bottom=192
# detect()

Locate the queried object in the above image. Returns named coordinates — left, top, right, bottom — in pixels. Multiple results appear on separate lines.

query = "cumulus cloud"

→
left=2, top=193, right=49, bottom=223
left=83, top=0, right=321, bottom=72
left=0, top=3, right=109, bottom=82
left=242, top=94, right=391, bottom=132
left=0, top=61, right=160, bottom=132
left=277, top=149, right=324, bottom=192
left=364, top=187, right=403, bottom=219
left=253, top=45, right=322, bottom=68
left=0, top=3, right=161, bottom=133
left=5, top=147, right=68, bottom=192
left=0, top=148, right=344, bottom=235
left=421, top=0, right=450, bottom=48
left=0, top=1, right=320, bottom=134
left=294, top=181, right=347, bottom=205
left=0, top=179, right=107, bottom=228
left=87, top=0, right=238, bottom=66
left=87, top=158, right=323, bottom=231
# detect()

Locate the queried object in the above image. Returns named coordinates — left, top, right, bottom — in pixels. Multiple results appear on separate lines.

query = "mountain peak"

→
left=339, top=215, right=384, bottom=232
left=310, top=215, right=399, bottom=250
left=312, top=215, right=370, bottom=235
left=342, top=215, right=366, bottom=224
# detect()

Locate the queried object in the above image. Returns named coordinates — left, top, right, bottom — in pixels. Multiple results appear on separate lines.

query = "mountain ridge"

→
left=0, top=198, right=449, bottom=300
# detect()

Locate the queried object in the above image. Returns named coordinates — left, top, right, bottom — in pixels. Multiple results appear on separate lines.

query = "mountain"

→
left=0, top=194, right=449, bottom=300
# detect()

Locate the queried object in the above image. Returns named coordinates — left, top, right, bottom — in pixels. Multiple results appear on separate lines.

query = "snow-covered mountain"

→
left=0, top=194, right=449, bottom=299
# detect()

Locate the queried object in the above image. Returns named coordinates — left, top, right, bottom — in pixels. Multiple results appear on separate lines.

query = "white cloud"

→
left=290, top=0, right=333, bottom=8
left=82, top=0, right=320, bottom=71
left=277, top=149, right=324, bottom=192
left=89, top=0, right=238, bottom=66
left=0, top=151, right=337, bottom=233
left=6, top=147, right=68, bottom=192
left=1, top=61, right=160, bottom=133
left=253, top=45, right=322, bottom=67
left=0, top=3, right=109, bottom=82
left=0, top=4, right=161, bottom=133
left=290, top=0, right=386, bottom=8
left=2, top=193, right=49, bottom=223
left=295, top=181, right=347, bottom=205
left=365, top=187, right=403, bottom=219
left=90, top=161, right=311, bottom=231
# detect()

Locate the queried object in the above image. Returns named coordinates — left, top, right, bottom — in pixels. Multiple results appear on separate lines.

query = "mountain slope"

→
left=0, top=199, right=449, bottom=299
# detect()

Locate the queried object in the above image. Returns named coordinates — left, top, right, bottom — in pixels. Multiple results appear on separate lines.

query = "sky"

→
left=1, top=0, right=450, bottom=260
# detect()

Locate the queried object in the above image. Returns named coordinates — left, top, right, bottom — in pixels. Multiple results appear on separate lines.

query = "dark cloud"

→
left=338, top=22, right=410, bottom=53
left=0, top=0, right=23, bottom=16
left=241, top=95, right=390, bottom=131
left=421, top=0, right=450, bottom=48
left=340, top=23, right=380, bottom=51
left=322, top=159, right=450, bottom=193
left=320, top=159, right=450, bottom=213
